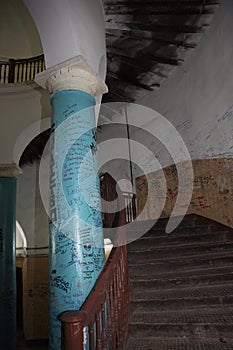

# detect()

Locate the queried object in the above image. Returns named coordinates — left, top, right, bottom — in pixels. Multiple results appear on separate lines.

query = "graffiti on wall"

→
left=136, top=158, right=233, bottom=228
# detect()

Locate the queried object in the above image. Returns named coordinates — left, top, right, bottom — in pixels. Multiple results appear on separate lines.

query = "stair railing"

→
left=0, top=55, right=45, bottom=84
left=59, top=173, right=130, bottom=349
left=123, top=191, right=136, bottom=223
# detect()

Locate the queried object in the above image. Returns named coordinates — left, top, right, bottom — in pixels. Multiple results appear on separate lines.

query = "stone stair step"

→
left=129, top=323, right=233, bottom=339
left=125, top=336, right=233, bottom=350
left=128, top=231, right=228, bottom=250
left=128, top=241, right=233, bottom=260
left=130, top=265, right=233, bottom=281
left=131, top=295, right=233, bottom=312
left=129, top=308, right=233, bottom=325
left=129, top=250, right=233, bottom=266
left=130, top=284, right=233, bottom=311
left=129, top=254, right=233, bottom=278
left=129, top=253, right=233, bottom=275
left=131, top=283, right=233, bottom=301
left=130, top=270, right=233, bottom=289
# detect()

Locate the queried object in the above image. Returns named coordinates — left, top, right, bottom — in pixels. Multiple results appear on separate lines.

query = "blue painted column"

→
left=0, top=166, right=21, bottom=350
left=35, top=56, right=108, bottom=349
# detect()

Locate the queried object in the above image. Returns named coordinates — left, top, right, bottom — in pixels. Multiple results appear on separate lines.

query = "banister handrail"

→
left=59, top=173, right=130, bottom=350
left=14, top=54, right=44, bottom=64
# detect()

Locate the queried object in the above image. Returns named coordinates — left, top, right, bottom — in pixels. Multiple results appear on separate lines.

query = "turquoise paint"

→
left=49, top=90, right=105, bottom=349
left=0, top=177, right=16, bottom=350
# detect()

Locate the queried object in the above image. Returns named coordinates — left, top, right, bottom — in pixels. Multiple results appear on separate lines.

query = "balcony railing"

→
left=59, top=173, right=131, bottom=349
left=0, top=55, right=45, bottom=84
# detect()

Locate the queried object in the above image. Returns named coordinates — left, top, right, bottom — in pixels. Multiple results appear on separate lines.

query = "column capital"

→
left=0, top=163, right=22, bottom=177
left=35, top=55, right=108, bottom=97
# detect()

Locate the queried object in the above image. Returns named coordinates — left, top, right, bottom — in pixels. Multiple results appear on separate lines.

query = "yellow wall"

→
left=136, top=158, right=233, bottom=228
left=17, top=255, right=49, bottom=340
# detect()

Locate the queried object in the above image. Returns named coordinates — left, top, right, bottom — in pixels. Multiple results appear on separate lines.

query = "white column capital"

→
left=0, top=163, right=22, bottom=177
left=35, top=55, right=108, bottom=97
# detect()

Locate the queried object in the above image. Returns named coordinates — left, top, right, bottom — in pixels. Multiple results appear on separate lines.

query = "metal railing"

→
left=0, top=55, right=45, bottom=84
left=60, top=173, right=130, bottom=349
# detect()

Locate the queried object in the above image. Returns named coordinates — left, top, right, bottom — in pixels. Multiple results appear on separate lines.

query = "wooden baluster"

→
left=14, top=64, right=18, bottom=83
left=3, top=64, right=7, bottom=83
left=27, top=62, right=30, bottom=81
left=121, top=248, right=128, bottom=339
left=95, top=312, right=102, bottom=350
left=113, top=269, right=120, bottom=347
left=106, top=286, right=113, bottom=348
left=101, top=301, right=108, bottom=350
left=39, top=59, right=42, bottom=73
left=19, top=64, right=23, bottom=82
left=1, top=64, right=5, bottom=83
left=22, top=63, right=26, bottom=82
left=89, top=322, right=95, bottom=350
left=116, top=258, right=123, bottom=347
left=34, top=60, right=38, bottom=75
left=110, top=280, right=117, bottom=349
left=8, top=59, right=15, bottom=83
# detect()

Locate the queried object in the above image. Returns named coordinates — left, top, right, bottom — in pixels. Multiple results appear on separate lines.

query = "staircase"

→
left=125, top=215, right=233, bottom=349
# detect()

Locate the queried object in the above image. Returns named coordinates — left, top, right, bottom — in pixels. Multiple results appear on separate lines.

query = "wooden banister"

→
left=60, top=173, right=130, bottom=349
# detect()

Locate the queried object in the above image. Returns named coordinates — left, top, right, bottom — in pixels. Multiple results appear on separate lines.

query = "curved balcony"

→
left=0, top=55, right=45, bottom=84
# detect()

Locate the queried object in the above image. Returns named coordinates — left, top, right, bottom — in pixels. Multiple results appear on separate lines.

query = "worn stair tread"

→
left=129, top=257, right=233, bottom=276
left=128, top=225, right=221, bottom=237
left=131, top=283, right=233, bottom=301
left=130, top=264, right=233, bottom=281
left=126, top=215, right=229, bottom=231
left=128, top=231, right=229, bottom=251
left=126, top=336, right=233, bottom=350
left=129, top=308, right=233, bottom=324
left=128, top=239, right=233, bottom=255
left=130, top=271, right=233, bottom=289
left=128, top=249, right=233, bottom=266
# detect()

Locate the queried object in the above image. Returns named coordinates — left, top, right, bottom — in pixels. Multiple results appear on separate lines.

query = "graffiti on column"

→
left=49, top=92, right=105, bottom=349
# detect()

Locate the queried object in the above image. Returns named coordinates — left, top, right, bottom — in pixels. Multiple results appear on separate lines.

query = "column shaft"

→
left=49, top=89, right=105, bottom=349
left=0, top=177, right=16, bottom=350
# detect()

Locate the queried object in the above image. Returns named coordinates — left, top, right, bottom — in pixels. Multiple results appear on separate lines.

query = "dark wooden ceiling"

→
left=102, top=0, right=220, bottom=103
left=20, top=0, right=220, bottom=165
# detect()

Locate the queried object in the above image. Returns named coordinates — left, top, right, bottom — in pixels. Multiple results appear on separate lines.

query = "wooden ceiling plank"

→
left=105, top=21, right=205, bottom=33
left=106, top=29, right=201, bottom=47
left=108, top=55, right=177, bottom=88
left=105, top=13, right=213, bottom=28
left=107, top=55, right=170, bottom=78
left=108, top=71, right=155, bottom=91
left=105, top=4, right=218, bottom=15
left=103, top=0, right=219, bottom=5
left=107, top=46, right=183, bottom=66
